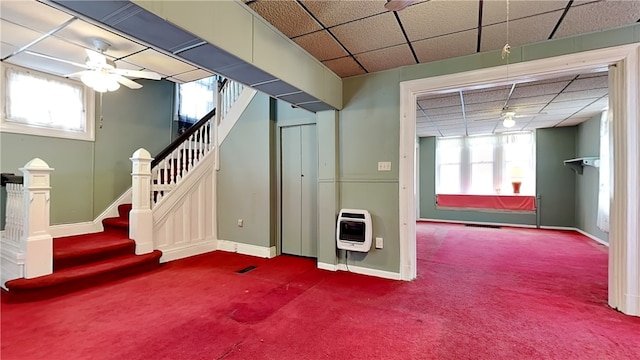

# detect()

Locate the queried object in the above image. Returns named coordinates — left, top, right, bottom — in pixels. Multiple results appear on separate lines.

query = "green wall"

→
left=337, top=70, right=401, bottom=272
left=576, top=113, right=609, bottom=243
left=0, top=79, right=174, bottom=228
left=536, top=127, right=577, bottom=227
left=418, top=128, right=577, bottom=227
left=217, top=93, right=275, bottom=247
left=336, top=25, right=640, bottom=273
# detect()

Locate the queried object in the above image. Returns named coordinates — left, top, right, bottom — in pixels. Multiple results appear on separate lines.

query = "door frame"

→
left=398, top=43, right=640, bottom=315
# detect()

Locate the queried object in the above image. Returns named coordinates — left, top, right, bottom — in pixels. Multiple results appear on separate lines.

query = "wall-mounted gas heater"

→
left=336, top=209, right=372, bottom=252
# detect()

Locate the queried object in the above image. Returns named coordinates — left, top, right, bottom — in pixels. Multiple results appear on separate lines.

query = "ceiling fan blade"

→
left=85, top=49, right=106, bottom=65
left=112, top=68, right=161, bottom=80
left=24, top=51, right=89, bottom=69
left=65, top=70, right=93, bottom=78
left=112, top=74, right=143, bottom=89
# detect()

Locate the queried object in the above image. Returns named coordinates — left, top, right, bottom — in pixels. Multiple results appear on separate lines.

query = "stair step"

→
left=5, top=250, right=162, bottom=302
left=54, top=233, right=135, bottom=271
left=102, top=217, right=129, bottom=232
left=117, top=203, right=132, bottom=218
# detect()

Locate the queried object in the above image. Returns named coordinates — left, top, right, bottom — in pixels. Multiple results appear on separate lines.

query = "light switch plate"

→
left=375, top=237, right=383, bottom=249
left=378, top=161, right=391, bottom=171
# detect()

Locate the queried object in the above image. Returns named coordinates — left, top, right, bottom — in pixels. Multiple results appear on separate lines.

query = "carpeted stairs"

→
left=4, top=204, right=162, bottom=302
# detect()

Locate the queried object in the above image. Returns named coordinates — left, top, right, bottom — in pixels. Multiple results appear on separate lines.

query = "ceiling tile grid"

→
left=355, top=44, right=415, bottom=73
left=293, top=30, right=347, bottom=61
left=399, top=0, right=479, bottom=41
left=412, top=30, right=477, bottom=63
left=480, top=10, right=563, bottom=52
left=553, top=0, right=640, bottom=38
left=249, top=1, right=322, bottom=37
left=331, top=12, right=406, bottom=54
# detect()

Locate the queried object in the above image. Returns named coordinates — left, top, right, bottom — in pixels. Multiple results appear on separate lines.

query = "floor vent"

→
left=465, top=224, right=501, bottom=229
left=236, top=265, right=257, bottom=274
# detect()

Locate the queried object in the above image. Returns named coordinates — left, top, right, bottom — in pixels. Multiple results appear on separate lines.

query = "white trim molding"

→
left=399, top=43, right=640, bottom=316
left=421, top=218, right=537, bottom=229
left=317, top=261, right=401, bottom=280
left=159, top=240, right=218, bottom=263
left=217, top=239, right=277, bottom=259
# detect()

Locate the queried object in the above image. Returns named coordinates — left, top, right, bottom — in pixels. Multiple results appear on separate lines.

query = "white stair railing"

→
left=1, top=158, right=54, bottom=285
left=219, top=79, right=245, bottom=123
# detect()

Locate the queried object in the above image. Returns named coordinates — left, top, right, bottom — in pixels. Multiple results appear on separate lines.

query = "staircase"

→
left=4, top=204, right=162, bottom=302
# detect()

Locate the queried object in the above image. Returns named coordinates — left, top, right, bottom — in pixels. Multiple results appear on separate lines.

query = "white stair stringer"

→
left=151, top=150, right=217, bottom=263
left=218, top=87, right=257, bottom=146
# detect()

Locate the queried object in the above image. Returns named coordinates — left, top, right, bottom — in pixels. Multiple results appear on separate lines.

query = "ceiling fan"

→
left=500, top=106, right=545, bottom=128
left=25, top=39, right=161, bottom=93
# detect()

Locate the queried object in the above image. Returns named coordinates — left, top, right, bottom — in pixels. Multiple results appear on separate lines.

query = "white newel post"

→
left=20, top=158, right=54, bottom=279
left=130, top=148, right=154, bottom=255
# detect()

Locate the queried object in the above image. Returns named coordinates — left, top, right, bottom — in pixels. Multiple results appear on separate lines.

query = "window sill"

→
left=436, top=194, right=536, bottom=213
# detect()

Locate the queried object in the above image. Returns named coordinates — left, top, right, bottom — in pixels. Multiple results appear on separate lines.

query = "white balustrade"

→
left=1, top=158, right=54, bottom=280
left=219, top=79, right=244, bottom=123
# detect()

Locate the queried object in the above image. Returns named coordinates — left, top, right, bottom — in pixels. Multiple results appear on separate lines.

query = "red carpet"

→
left=3, top=204, right=161, bottom=302
left=2, top=223, right=639, bottom=359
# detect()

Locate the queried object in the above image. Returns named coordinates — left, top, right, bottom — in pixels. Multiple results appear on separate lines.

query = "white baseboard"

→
left=49, top=222, right=101, bottom=238
left=419, top=218, right=537, bottom=229
left=539, top=226, right=609, bottom=247
left=217, top=239, right=276, bottom=258
left=317, top=261, right=401, bottom=280
left=159, top=240, right=218, bottom=263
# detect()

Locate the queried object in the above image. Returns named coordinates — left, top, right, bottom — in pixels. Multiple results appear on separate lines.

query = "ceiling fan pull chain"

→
left=502, top=0, right=511, bottom=61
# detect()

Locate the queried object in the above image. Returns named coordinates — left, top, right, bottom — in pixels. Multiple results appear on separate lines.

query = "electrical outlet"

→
left=375, top=237, right=383, bottom=249
left=377, top=161, right=391, bottom=171
left=237, top=219, right=243, bottom=227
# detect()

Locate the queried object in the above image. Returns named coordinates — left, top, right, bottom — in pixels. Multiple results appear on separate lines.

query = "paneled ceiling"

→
left=0, top=0, right=216, bottom=83
left=1, top=0, right=638, bottom=136
left=246, top=0, right=638, bottom=136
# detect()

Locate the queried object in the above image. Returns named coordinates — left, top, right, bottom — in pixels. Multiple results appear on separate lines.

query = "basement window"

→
left=1, top=64, right=95, bottom=141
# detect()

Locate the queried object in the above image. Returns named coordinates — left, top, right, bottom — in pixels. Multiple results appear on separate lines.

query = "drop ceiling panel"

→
left=554, top=88, right=607, bottom=102
left=253, top=80, right=299, bottom=97
left=412, top=30, right=476, bottom=63
left=511, top=81, right=571, bottom=98
left=1, top=42, right=17, bottom=59
left=28, top=36, right=93, bottom=68
left=482, top=0, right=567, bottom=26
left=53, top=20, right=146, bottom=59
left=51, top=0, right=134, bottom=23
left=1, top=0, right=74, bottom=33
left=399, top=0, right=479, bottom=41
left=170, top=69, right=215, bottom=83
left=248, top=1, right=321, bottom=37
left=563, top=75, right=608, bottom=91
left=0, top=19, right=43, bottom=52
left=418, top=94, right=461, bottom=109
left=293, top=30, right=348, bottom=61
left=298, top=101, right=335, bottom=112
left=278, top=92, right=319, bottom=105
left=356, top=44, right=415, bottom=73
left=544, top=99, right=595, bottom=111
left=108, top=7, right=203, bottom=54
left=481, top=11, right=563, bottom=52
left=125, top=49, right=196, bottom=77
left=464, top=100, right=505, bottom=113
left=424, top=104, right=463, bottom=116
left=332, top=13, right=405, bottom=54
left=553, top=0, right=640, bottom=38
left=178, top=44, right=244, bottom=73
left=5, top=51, right=83, bottom=77
left=322, top=57, right=365, bottom=78
left=216, top=62, right=276, bottom=87
left=464, top=87, right=511, bottom=104
left=301, top=0, right=387, bottom=28
left=508, top=94, right=556, bottom=107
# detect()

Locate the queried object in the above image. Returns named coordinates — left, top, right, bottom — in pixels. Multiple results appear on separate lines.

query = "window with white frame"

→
left=436, top=132, right=536, bottom=195
left=1, top=64, right=94, bottom=141
left=176, top=76, right=217, bottom=124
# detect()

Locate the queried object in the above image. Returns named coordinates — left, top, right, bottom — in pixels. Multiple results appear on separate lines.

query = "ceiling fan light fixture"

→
left=384, top=0, right=415, bottom=12
left=81, top=70, right=119, bottom=93
left=503, top=117, right=516, bottom=128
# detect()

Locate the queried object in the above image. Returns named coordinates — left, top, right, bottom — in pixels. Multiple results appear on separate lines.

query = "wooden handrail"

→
left=1, top=173, right=23, bottom=186
left=152, top=108, right=216, bottom=168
